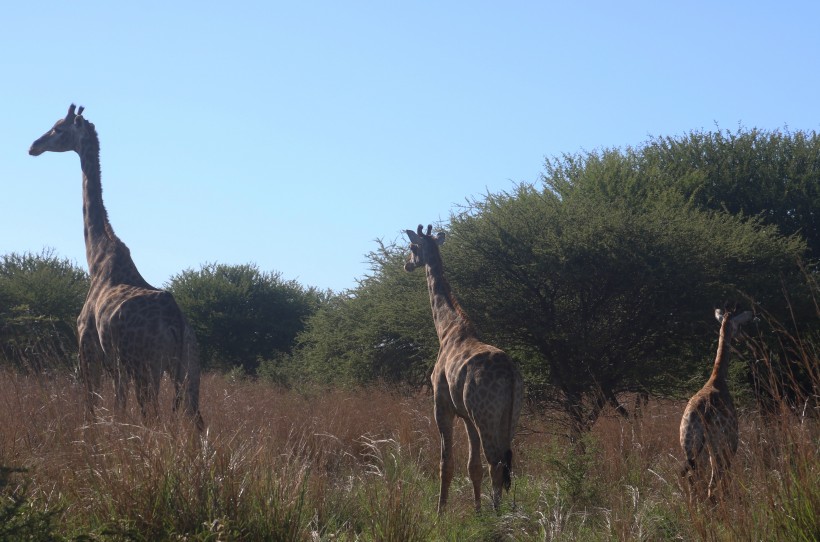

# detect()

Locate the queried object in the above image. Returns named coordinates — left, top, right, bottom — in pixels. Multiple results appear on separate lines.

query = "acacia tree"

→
left=168, top=263, right=323, bottom=373
left=294, top=127, right=816, bottom=435
left=546, top=127, right=820, bottom=257
left=541, top=127, right=820, bottom=417
left=446, top=183, right=804, bottom=435
left=646, top=128, right=820, bottom=257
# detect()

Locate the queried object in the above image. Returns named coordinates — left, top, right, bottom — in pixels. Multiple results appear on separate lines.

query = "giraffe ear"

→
left=715, top=308, right=725, bottom=323
left=731, top=310, right=755, bottom=326
left=435, top=232, right=446, bottom=245
left=405, top=229, right=420, bottom=243
left=727, top=310, right=755, bottom=337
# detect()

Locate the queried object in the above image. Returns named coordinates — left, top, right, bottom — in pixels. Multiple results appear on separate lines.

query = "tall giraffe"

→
left=29, top=104, right=203, bottom=429
left=679, top=308, right=754, bottom=503
left=405, top=224, right=524, bottom=513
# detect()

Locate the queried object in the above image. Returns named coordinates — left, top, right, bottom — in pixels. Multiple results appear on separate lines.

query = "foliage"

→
left=742, top=268, right=820, bottom=415
left=295, top=242, right=437, bottom=388
left=546, top=126, right=820, bottom=257
left=0, top=466, right=63, bottom=542
left=0, top=250, right=88, bottom=372
left=168, top=262, right=324, bottom=373
left=646, top=127, right=820, bottom=257
left=447, top=183, right=804, bottom=434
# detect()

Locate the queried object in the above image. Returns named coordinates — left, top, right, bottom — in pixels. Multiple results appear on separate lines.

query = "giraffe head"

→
left=29, top=104, right=91, bottom=156
left=404, top=224, right=446, bottom=272
left=715, top=308, right=755, bottom=338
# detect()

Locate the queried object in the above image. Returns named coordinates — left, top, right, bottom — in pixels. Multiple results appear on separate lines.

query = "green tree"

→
left=294, top=127, right=816, bottom=434
left=546, top=127, right=820, bottom=257
left=542, top=127, right=820, bottom=416
left=447, top=184, right=804, bottom=435
left=295, top=243, right=436, bottom=388
left=168, top=263, right=323, bottom=373
left=0, top=250, right=89, bottom=372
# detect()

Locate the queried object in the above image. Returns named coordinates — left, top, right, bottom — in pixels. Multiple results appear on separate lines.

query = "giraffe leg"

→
left=434, top=402, right=455, bottom=514
left=133, top=363, right=160, bottom=422
left=113, top=367, right=128, bottom=412
left=78, top=331, right=102, bottom=419
left=680, top=412, right=708, bottom=505
left=173, top=327, right=203, bottom=429
left=172, top=377, right=183, bottom=412
left=681, top=441, right=703, bottom=505
left=684, top=458, right=704, bottom=505
left=707, top=454, right=720, bottom=505
left=707, top=450, right=732, bottom=503
left=174, top=370, right=204, bottom=430
left=134, top=376, right=149, bottom=419
left=488, top=453, right=507, bottom=512
left=463, top=418, right=484, bottom=512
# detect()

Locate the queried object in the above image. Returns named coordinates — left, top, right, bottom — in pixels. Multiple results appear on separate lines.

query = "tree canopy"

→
left=447, top=185, right=804, bottom=433
left=295, top=242, right=435, bottom=388
left=168, top=263, right=324, bottom=373
left=546, top=127, right=820, bottom=256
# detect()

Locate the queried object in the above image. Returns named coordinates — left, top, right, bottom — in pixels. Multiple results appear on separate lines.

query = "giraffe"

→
left=29, top=104, right=203, bottom=429
left=404, top=224, right=524, bottom=513
left=679, top=308, right=754, bottom=503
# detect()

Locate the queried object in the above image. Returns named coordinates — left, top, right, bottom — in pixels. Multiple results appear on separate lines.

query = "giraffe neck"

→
left=709, top=320, right=732, bottom=386
left=424, top=250, right=476, bottom=343
left=77, top=128, right=147, bottom=286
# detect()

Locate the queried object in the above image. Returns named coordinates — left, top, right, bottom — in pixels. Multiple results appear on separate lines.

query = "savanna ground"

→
left=0, top=370, right=817, bottom=541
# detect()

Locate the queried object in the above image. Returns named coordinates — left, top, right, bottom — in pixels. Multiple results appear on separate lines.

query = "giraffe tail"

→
left=500, top=364, right=520, bottom=492
left=501, top=449, right=513, bottom=491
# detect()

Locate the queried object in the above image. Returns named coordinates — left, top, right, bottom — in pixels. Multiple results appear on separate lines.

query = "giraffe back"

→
left=436, top=337, right=523, bottom=459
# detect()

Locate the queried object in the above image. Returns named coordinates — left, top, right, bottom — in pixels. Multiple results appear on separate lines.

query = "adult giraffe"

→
left=29, top=104, right=203, bottom=429
left=405, top=224, right=523, bottom=513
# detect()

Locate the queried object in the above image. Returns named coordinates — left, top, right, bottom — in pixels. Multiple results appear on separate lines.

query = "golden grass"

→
left=0, top=371, right=817, bottom=540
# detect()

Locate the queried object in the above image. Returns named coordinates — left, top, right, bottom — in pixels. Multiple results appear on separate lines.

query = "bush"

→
left=0, top=250, right=88, bottom=372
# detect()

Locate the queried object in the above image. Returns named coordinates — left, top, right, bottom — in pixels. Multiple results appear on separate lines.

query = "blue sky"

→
left=3, top=2, right=819, bottom=292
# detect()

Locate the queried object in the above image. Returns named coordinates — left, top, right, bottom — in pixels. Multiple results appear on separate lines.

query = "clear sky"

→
left=3, top=2, right=819, bottom=293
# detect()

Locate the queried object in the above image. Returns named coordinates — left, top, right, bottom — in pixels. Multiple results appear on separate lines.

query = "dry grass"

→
left=0, top=370, right=817, bottom=540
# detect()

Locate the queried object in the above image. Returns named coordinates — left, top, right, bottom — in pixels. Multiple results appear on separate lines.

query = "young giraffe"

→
left=29, top=104, right=203, bottom=429
left=405, top=224, right=524, bottom=513
left=679, top=308, right=754, bottom=503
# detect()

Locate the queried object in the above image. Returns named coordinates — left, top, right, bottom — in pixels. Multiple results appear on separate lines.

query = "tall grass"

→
left=0, top=358, right=817, bottom=539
